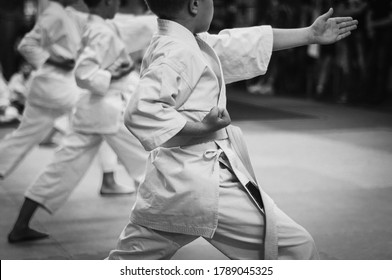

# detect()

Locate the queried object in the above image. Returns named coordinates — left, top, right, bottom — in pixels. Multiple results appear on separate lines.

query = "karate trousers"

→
left=52, top=116, right=120, bottom=174
left=25, top=125, right=147, bottom=214
left=99, top=141, right=119, bottom=173
left=0, top=102, right=70, bottom=178
left=107, top=162, right=319, bottom=260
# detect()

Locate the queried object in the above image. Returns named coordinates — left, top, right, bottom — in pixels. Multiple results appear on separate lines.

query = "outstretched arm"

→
left=273, top=8, right=358, bottom=51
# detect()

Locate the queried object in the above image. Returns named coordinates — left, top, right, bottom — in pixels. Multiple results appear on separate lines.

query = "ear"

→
left=189, top=0, right=199, bottom=16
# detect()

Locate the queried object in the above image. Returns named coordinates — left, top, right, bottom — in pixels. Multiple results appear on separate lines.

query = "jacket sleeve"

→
left=74, top=31, right=113, bottom=95
left=17, top=23, right=50, bottom=69
left=200, top=25, right=273, bottom=84
left=124, top=63, right=188, bottom=151
left=18, top=10, right=80, bottom=68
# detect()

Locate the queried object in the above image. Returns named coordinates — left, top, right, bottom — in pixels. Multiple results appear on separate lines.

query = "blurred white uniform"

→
left=0, top=73, right=20, bottom=123
left=8, top=72, right=33, bottom=105
left=98, top=13, right=157, bottom=173
left=67, top=9, right=156, bottom=175
left=0, top=73, right=10, bottom=108
left=0, top=1, right=81, bottom=178
left=24, top=14, right=148, bottom=213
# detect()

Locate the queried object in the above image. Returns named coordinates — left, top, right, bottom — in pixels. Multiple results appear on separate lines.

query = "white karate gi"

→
left=0, top=73, right=10, bottom=108
left=63, top=6, right=121, bottom=173
left=108, top=19, right=318, bottom=260
left=108, top=13, right=157, bottom=101
left=109, top=13, right=157, bottom=55
left=96, top=13, right=157, bottom=174
left=8, top=72, right=33, bottom=104
left=0, top=74, right=19, bottom=123
left=24, top=14, right=147, bottom=213
left=0, top=1, right=81, bottom=178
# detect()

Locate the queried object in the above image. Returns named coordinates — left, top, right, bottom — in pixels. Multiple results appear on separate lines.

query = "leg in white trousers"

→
left=0, top=102, right=68, bottom=178
left=25, top=125, right=147, bottom=213
left=98, top=142, right=119, bottom=173
left=104, top=125, right=147, bottom=185
left=108, top=162, right=319, bottom=260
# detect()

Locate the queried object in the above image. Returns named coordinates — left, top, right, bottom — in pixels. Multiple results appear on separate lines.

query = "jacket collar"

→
left=88, top=14, right=107, bottom=25
left=157, top=19, right=200, bottom=51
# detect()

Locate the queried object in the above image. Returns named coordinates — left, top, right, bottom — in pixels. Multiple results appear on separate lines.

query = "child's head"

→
left=83, top=0, right=120, bottom=19
left=120, top=0, right=148, bottom=15
left=145, top=0, right=214, bottom=33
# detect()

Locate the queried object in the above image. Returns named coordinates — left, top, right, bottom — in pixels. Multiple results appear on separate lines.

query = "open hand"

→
left=311, top=8, right=358, bottom=44
left=202, top=106, right=231, bottom=132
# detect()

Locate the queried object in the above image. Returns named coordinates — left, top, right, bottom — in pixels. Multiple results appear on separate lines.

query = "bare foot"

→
left=8, top=227, right=49, bottom=243
left=99, top=183, right=134, bottom=196
left=39, top=128, right=59, bottom=147
left=99, top=172, right=134, bottom=196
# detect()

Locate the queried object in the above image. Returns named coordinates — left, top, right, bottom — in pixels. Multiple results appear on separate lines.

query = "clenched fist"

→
left=202, top=106, right=231, bottom=132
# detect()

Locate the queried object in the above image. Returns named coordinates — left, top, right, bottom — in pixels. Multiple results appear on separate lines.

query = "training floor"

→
left=1, top=88, right=392, bottom=260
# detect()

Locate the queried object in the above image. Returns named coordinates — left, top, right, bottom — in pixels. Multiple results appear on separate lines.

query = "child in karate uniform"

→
left=0, top=0, right=81, bottom=179
left=100, top=0, right=157, bottom=194
left=7, top=62, right=34, bottom=114
left=0, top=65, right=20, bottom=123
left=7, top=0, right=148, bottom=243
left=107, top=0, right=358, bottom=260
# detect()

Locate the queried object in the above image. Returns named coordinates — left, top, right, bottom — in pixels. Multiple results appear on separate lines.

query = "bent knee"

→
left=278, top=226, right=319, bottom=260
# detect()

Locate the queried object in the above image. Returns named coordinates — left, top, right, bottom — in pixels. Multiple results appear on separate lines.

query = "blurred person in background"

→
left=0, top=0, right=37, bottom=80
left=0, top=64, right=11, bottom=114
left=36, top=0, right=154, bottom=194
left=7, top=61, right=34, bottom=113
left=102, top=0, right=156, bottom=193
left=0, top=63, right=21, bottom=124
left=300, top=0, right=322, bottom=98
left=7, top=0, right=149, bottom=244
left=332, top=0, right=368, bottom=104
left=311, top=0, right=339, bottom=101
left=0, top=0, right=82, bottom=180
left=247, top=0, right=295, bottom=96
left=365, top=0, right=392, bottom=104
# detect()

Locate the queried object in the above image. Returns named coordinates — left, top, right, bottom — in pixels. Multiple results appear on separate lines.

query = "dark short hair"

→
left=121, top=0, right=148, bottom=10
left=144, top=0, right=187, bottom=19
left=83, top=0, right=102, bottom=8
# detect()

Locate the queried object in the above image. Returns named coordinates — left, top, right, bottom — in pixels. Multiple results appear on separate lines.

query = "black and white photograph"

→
left=0, top=0, right=391, bottom=270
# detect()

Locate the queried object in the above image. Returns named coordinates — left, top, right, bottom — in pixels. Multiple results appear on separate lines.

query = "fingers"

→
left=205, top=106, right=231, bottom=129
left=209, top=106, right=227, bottom=117
left=337, top=19, right=358, bottom=37
left=217, top=107, right=225, bottom=117
left=218, top=108, right=231, bottom=127
left=337, top=31, right=351, bottom=41
left=339, top=24, right=358, bottom=34
left=337, top=19, right=358, bottom=28
left=209, top=106, right=219, bottom=115
left=335, top=17, right=354, bottom=24
left=219, top=108, right=231, bottom=120
left=320, top=8, right=334, bottom=20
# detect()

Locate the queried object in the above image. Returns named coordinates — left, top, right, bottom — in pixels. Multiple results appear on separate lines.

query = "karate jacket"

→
left=73, top=14, right=132, bottom=134
left=18, top=1, right=81, bottom=109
